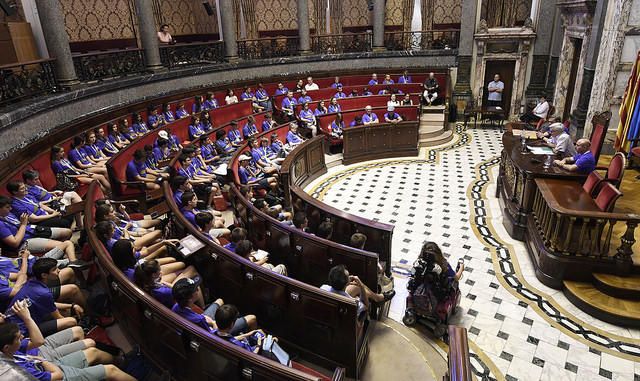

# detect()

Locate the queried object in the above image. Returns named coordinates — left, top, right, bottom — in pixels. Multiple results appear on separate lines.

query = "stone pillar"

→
left=452, top=0, right=478, bottom=117
left=134, top=0, right=163, bottom=71
left=574, top=0, right=608, bottom=136
left=297, top=0, right=311, bottom=54
left=525, top=0, right=558, bottom=101
left=546, top=8, right=564, bottom=95
left=584, top=0, right=632, bottom=137
left=35, top=0, right=78, bottom=87
left=219, top=0, right=239, bottom=62
left=372, top=0, right=386, bottom=51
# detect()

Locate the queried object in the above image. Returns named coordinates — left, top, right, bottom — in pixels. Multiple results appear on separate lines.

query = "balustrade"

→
left=310, top=33, right=373, bottom=54
left=72, top=49, right=145, bottom=82
left=0, top=59, right=57, bottom=106
left=159, top=41, right=224, bottom=68
left=237, top=36, right=300, bottom=60
left=384, top=30, right=460, bottom=51
left=530, top=181, right=639, bottom=262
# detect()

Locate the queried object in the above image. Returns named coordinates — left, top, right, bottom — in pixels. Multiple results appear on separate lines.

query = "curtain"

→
left=402, top=0, right=414, bottom=32
left=421, top=0, right=433, bottom=31
left=329, top=0, right=343, bottom=34
left=615, top=51, right=640, bottom=152
left=312, top=0, right=328, bottom=34
left=234, top=0, right=258, bottom=39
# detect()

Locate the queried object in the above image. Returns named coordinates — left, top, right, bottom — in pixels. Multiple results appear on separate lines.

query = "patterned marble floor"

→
left=304, top=126, right=640, bottom=381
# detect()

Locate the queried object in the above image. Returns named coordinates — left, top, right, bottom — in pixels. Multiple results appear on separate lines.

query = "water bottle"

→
left=3, top=298, right=32, bottom=318
left=543, top=155, right=553, bottom=169
left=520, top=134, right=527, bottom=152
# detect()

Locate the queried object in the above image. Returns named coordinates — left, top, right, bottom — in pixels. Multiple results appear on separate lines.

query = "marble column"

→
left=134, top=0, right=163, bottom=71
left=297, top=0, right=311, bottom=54
left=584, top=0, right=633, bottom=137
left=452, top=0, right=478, bottom=117
left=574, top=0, right=608, bottom=136
left=372, top=0, right=386, bottom=51
left=525, top=0, right=557, bottom=100
left=219, top=0, right=239, bottom=62
left=546, top=8, right=564, bottom=95
left=35, top=0, right=78, bottom=87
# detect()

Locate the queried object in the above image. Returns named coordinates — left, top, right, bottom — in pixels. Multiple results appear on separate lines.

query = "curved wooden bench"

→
left=84, top=181, right=346, bottom=380
left=161, top=178, right=369, bottom=377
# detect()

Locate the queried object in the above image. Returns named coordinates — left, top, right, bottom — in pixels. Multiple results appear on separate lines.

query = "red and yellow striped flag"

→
left=615, top=51, right=640, bottom=151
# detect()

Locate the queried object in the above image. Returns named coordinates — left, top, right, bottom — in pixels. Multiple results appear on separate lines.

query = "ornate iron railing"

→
left=72, top=48, right=145, bottom=82
left=384, top=30, right=460, bottom=51
left=237, top=36, right=299, bottom=60
left=0, top=59, right=57, bottom=107
left=159, top=41, right=224, bottom=68
left=311, top=33, right=372, bottom=54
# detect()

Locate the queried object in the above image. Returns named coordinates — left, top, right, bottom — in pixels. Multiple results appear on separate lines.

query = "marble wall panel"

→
left=621, top=35, right=640, bottom=62
left=628, top=0, right=640, bottom=25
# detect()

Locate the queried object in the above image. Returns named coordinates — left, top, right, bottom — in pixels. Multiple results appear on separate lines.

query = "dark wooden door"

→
left=563, top=38, right=583, bottom=120
left=483, top=60, right=516, bottom=116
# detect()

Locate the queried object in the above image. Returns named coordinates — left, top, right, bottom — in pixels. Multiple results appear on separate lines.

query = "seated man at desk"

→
left=520, top=95, right=549, bottom=124
left=553, top=139, right=595, bottom=174
left=542, top=124, right=576, bottom=156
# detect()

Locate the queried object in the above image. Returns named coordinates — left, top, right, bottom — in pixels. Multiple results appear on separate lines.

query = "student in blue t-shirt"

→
left=134, top=258, right=201, bottom=308
left=212, top=304, right=271, bottom=354
left=242, top=115, right=260, bottom=139
left=171, top=278, right=256, bottom=336
left=0, top=299, right=135, bottom=381
left=125, top=150, right=162, bottom=191
left=368, top=73, right=378, bottom=86
left=261, top=113, right=276, bottom=132
left=330, top=76, right=342, bottom=89
left=362, top=105, right=379, bottom=125
left=6, top=181, right=73, bottom=230
left=68, top=136, right=109, bottom=179
left=7, top=258, right=81, bottom=337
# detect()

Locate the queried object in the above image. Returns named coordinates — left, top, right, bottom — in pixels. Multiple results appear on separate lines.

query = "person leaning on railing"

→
left=157, top=23, right=174, bottom=44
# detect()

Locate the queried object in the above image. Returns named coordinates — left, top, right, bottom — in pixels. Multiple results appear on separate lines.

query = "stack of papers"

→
left=179, top=234, right=206, bottom=256
left=526, top=146, right=554, bottom=155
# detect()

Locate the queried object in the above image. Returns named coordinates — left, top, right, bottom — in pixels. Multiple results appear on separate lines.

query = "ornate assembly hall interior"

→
left=1, top=0, right=640, bottom=380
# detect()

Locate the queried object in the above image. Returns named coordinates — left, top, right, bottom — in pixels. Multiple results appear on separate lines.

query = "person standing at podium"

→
left=487, top=74, right=504, bottom=107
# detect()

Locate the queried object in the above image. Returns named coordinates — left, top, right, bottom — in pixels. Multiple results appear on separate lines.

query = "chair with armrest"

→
left=589, top=111, right=612, bottom=165
left=594, top=182, right=623, bottom=212
left=629, top=138, right=640, bottom=178
left=582, top=172, right=603, bottom=198
left=592, top=152, right=626, bottom=189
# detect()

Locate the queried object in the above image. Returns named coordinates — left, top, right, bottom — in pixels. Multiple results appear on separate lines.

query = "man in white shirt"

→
left=487, top=74, right=504, bottom=107
left=304, top=77, right=319, bottom=91
left=544, top=123, right=576, bottom=156
left=520, top=95, right=549, bottom=124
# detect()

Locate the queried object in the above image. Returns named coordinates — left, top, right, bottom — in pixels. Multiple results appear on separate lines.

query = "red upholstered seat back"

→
left=590, top=123, right=606, bottom=164
left=582, top=171, right=603, bottom=197
left=210, top=101, right=254, bottom=127
left=605, top=152, right=626, bottom=186
left=594, top=182, right=622, bottom=212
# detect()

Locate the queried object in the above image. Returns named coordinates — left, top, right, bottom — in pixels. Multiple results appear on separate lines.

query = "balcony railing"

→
left=237, top=36, right=300, bottom=60
left=311, top=33, right=372, bottom=54
left=159, top=41, right=224, bottom=68
left=0, top=59, right=57, bottom=107
left=72, top=48, right=145, bottom=82
left=531, top=182, right=640, bottom=261
left=384, top=30, right=460, bottom=51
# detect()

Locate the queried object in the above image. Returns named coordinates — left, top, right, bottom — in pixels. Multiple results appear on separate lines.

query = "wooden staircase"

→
left=563, top=273, right=640, bottom=327
left=419, top=105, right=453, bottom=147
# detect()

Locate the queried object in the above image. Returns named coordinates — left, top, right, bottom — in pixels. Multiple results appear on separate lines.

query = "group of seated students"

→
left=278, top=73, right=416, bottom=139
left=0, top=73, right=420, bottom=376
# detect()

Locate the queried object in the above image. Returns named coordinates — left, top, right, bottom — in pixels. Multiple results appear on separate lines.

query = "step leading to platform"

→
left=592, top=273, right=640, bottom=300
left=563, top=280, right=640, bottom=328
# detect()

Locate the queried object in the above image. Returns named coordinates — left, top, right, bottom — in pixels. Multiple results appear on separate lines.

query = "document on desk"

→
left=527, top=146, right=554, bottom=155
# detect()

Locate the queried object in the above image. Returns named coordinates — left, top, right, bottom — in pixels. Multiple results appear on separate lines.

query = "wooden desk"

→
left=342, top=121, right=419, bottom=165
left=496, top=130, right=586, bottom=240
left=466, top=106, right=506, bottom=129
left=524, top=178, right=640, bottom=288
